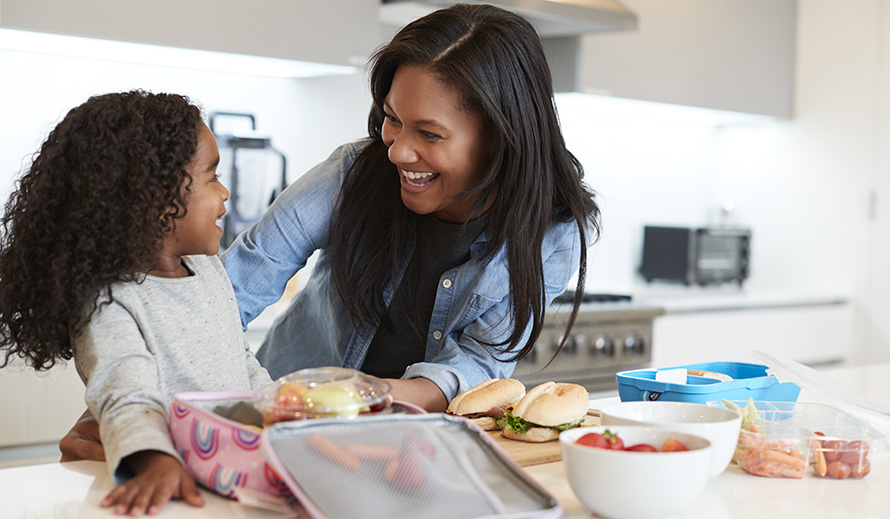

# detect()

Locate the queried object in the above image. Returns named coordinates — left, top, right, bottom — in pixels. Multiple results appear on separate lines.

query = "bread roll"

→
left=446, top=378, right=526, bottom=415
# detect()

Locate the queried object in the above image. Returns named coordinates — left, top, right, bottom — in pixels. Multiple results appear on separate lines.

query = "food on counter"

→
left=811, top=431, right=871, bottom=479
left=575, top=429, right=689, bottom=453
left=687, top=369, right=733, bottom=381
left=722, top=398, right=761, bottom=430
left=307, top=433, right=437, bottom=492
left=446, top=378, right=526, bottom=431
left=501, top=382, right=589, bottom=442
left=254, top=367, right=393, bottom=426
left=625, top=443, right=658, bottom=452
left=382, top=434, right=437, bottom=492
left=344, top=443, right=400, bottom=460
left=303, top=384, right=368, bottom=417
left=660, top=438, right=690, bottom=452
left=575, top=429, right=625, bottom=450
left=735, top=424, right=807, bottom=478
left=309, top=434, right=360, bottom=471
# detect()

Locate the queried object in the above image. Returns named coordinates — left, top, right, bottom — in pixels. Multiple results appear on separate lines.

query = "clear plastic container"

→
left=254, top=367, right=393, bottom=426
left=709, top=400, right=887, bottom=479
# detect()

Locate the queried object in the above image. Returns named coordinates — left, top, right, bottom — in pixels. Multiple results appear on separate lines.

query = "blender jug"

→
left=210, top=112, right=287, bottom=249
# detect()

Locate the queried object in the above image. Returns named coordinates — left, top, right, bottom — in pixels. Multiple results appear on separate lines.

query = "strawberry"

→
left=575, top=429, right=625, bottom=450
left=625, top=443, right=658, bottom=452
left=660, top=438, right=689, bottom=452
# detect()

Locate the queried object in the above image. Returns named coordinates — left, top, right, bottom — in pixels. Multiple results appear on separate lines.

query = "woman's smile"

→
left=400, top=168, right=440, bottom=188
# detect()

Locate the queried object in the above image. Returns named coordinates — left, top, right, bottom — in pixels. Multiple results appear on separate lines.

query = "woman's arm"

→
left=221, top=143, right=358, bottom=328
left=385, top=377, right=448, bottom=412
left=404, top=221, right=585, bottom=402
left=59, top=408, right=105, bottom=462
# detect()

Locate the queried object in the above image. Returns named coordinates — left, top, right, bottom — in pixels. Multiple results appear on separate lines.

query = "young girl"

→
left=0, top=90, right=271, bottom=516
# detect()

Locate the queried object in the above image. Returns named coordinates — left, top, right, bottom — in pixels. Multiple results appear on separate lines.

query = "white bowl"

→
left=560, top=426, right=712, bottom=519
left=598, top=401, right=741, bottom=479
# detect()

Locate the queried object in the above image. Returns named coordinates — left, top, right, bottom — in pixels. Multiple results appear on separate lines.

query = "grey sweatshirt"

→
left=73, top=254, right=271, bottom=482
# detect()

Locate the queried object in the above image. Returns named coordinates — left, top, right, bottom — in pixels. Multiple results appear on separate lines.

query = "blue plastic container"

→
left=616, top=361, right=801, bottom=403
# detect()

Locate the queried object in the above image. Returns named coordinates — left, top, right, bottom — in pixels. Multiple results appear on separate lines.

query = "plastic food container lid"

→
left=752, top=350, right=890, bottom=433
left=254, top=367, right=393, bottom=424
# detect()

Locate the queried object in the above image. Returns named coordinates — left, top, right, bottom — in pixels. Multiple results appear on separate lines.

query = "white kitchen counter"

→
left=2, top=363, right=887, bottom=519
left=632, top=285, right=850, bottom=314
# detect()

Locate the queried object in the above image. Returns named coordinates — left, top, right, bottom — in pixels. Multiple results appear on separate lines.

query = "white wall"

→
left=0, top=48, right=370, bottom=203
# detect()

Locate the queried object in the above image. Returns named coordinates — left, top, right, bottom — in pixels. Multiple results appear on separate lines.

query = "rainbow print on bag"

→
left=210, top=463, right=248, bottom=498
left=190, top=417, right=220, bottom=460
left=232, top=427, right=261, bottom=450
left=170, top=391, right=293, bottom=499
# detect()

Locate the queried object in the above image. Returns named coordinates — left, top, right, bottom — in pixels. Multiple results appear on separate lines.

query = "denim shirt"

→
left=221, top=140, right=588, bottom=402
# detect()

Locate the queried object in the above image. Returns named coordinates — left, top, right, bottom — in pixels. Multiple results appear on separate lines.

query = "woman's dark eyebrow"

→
left=383, top=100, right=447, bottom=131
left=207, top=156, right=220, bottom=171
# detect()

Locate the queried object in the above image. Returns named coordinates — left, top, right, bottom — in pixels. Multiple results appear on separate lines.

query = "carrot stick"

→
left=344, top=444, right=399, bottom=460
left=309, top=434, right=359, bottom=470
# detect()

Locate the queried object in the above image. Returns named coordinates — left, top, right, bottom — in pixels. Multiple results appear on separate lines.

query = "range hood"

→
left=379, top=0, right=637, bottom=37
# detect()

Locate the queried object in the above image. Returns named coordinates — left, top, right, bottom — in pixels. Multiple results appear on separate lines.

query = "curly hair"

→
left=0, top=90, right=203, bottom=370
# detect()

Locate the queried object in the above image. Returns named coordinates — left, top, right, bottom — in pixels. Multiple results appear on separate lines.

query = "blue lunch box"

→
left=616, top=361, right=801, bottom=403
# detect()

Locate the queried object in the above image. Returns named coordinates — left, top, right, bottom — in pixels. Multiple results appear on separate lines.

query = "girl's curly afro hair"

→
left=0, top=90, right=203, bottom=370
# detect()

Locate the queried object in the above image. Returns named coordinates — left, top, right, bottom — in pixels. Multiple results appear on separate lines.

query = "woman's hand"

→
left=101, top=450, right=204, bottom=516
left=385, top=377, right=448, bottom=412
left=59, top=409, right=106, bottom=462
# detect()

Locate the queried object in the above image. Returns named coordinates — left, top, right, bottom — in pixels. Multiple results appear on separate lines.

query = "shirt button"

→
left=433, top=331, right=443, bottom=340
left=442, top=279, right=452, bottom=288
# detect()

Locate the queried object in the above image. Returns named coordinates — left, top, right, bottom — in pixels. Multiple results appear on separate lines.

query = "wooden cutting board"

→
left=485, top=410, right=601, bottom=467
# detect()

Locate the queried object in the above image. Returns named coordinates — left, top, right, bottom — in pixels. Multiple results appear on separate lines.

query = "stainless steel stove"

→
left=510, top=293, right=665, bottom=394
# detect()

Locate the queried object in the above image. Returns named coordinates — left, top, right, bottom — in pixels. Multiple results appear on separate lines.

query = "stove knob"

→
left=623, top=334, right=645, bottom=355
left=552, top=334, right=578, bottom=354
left=592, top=334, right=614, bottom=357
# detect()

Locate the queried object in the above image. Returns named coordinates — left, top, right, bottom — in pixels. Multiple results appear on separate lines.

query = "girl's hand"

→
left=101, top=451, right=204, bottom=516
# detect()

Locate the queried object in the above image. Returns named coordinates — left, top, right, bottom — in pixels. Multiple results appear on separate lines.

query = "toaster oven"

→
left=639, top=225, right=751, bottom=286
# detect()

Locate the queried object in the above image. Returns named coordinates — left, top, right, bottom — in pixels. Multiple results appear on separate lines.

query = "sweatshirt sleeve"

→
left=243, top=336, right=273, bottom=389
left=73, top=299, right=180, bottom=484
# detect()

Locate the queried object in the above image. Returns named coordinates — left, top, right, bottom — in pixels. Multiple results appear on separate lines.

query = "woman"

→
left=59, top=3, right=600, bottom=460
left=223, top=2, right=599, bottom=411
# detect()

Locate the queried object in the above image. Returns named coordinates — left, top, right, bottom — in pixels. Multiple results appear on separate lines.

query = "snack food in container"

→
left=169, top=367, right=414, bottom=500
left=253, top=366, right=394, bottom=425
left=710, top=400, right=887, bottom=479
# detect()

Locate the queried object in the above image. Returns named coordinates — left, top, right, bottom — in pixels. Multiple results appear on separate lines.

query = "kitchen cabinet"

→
left=0, top=0, right=378, bottom=67
left=543, top=0, right=796, bottom=118
left=646, top=294, right=853, bottom=368
left=0, top=360, right=84, bottom=448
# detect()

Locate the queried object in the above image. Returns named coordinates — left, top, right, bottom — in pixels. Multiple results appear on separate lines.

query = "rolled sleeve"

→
left=74, top=302, right=180, bottom=484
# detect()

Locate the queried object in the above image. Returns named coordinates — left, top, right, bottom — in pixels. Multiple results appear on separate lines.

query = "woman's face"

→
left=381, top=64, right=492, bottom=223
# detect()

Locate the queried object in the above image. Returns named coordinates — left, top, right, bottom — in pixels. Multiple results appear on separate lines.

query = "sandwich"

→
left=446, top=378, right=526, bottom=431
left=687, top=369, right=732, bottom=382
left=501, top=381, right=589, bottom=442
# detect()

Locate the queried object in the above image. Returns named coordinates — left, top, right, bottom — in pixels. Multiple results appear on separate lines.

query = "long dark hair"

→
left=328, top=3, right=601, bottom=361
left=0, top=90, right=203, bottom=370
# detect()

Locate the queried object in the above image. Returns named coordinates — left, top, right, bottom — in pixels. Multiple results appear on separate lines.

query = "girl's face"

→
left=162, top=123, right=228, bottom=260
left=381, top=64, right=492, bottom=223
